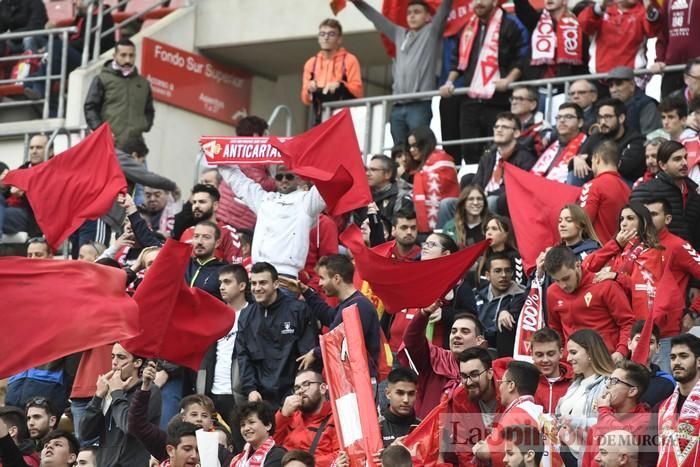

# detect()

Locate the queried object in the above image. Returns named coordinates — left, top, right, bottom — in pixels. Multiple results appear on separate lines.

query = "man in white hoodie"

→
left=220, top=164, right=326, bottom=278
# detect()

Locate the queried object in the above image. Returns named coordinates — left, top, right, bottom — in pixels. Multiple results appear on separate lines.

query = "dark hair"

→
left=616, top=360, right=651, bottom=397
left=543, top=245, right=578, bottom=275
left=506, top=361, right=540, bottom=396
left=482, top=214, right=517, bottom=250
left=381, top=444, right=413, bottom=467
left=393, top=208, right=417, bottom=226
left=689, top=95, right=700, bottom=114
left=195, top=220, right=221, bottom=240
left=0, top=407, right=29, bottom=441
left=569, top=329, right=615, bottom=376
left=406, top=126, right=437, bottom=171
left=457, top=347, right=493, bottom=369
left=166, top=420, right=198, bottom=447
left=512, top=85, right=538, bottom=102
left=391, top=143, right=407, bottom=160
left=120, top=136, right=149, bottom=158
left=484, top=252, right=514, bottom=273
left=592, top=139, right=620, bottom=166
left=317, top=254, right=354, bottom=283
left=558, top=102, right=584, bottom=120
left=238, top=229, right=253, bottom=248
left=95, top=257, right=121, bottom=268
left=644, top=197, right=672, bottom=218
left=180, top=394, right=215, bottom=414
left=370, top=154, right=397, bottom=182
left=191, top=183, right=220, bottom=202
left=115, top=37, right=136, bottom=50
left=453, top=184, right=489, bottom=246
left=431, top=232, right=459, bottom=254
left=531, top=327, right=562, bottom=347
left=659, top=95, right=689, bottom=118
left=619, top=202, right=660, bottom=248
left=630, top=320, right=661, bottom=342
left=79, top=445, right=98, bottom=456
left=42, top=430, right=79, bottom=455
left=387, top=367, right=418, bottom=385
left=684, top=57, right=700, bottom=75
left=407, top=0, right=434, bottom=14
left=319, top=18, right=343, bottom=35
left=236, top=116, right=268, bottom=136
left=452, top=312, right=484, bottom=336
left=250, top=262, right=279, bottom=282
left=495, top=111, right=522, bottom=131
left=26, top=397, right=57, bottom=419
left=219, top=264, right=250, bottom=287
left=503, top=425, right=544, bottom=466
left=671, top=333, right=700, bottom=359
left=656, top=140, right=686, bottom=165
left=235, top=401, right=276, bottom=435
left=596, top=97, right=627, bottom=118
left=282, top=450, right=316, bottom=467
left=201, top=168, right=223, bottom=185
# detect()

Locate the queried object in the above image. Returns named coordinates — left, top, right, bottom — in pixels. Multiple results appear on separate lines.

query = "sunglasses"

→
left=26, top=397, right=52, bottom=410
left=275, top=173, right=296, bottom=182
left=27, top=236, right=47, bottom=244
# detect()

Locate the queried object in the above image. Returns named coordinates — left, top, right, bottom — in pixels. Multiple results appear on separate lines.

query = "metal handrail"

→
left=268, top=105, right=294, bottom=137
left=100, top=0, right=170, bottom=38
left=0, top=26, right=77, bottom=40
left=322, top=64, right=687, bottom=155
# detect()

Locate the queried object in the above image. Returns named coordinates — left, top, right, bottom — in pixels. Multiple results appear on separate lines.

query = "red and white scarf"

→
left=457, top=8, right=503, bottom=99
left=230, top=438, right=276, bottom=467
left=531, top=132, right=586, bottom=182
left=658, top=378, right=700, bottom=467
left=531, top=10, right=583, bottom=66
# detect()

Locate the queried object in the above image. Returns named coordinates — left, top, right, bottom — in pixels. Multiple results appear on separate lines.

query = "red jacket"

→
left=273, top=401, right=338, bottom=467
left=578, top=171, right=631, bottom=245
left=656, top=0, right=700, bottom=65
left=300, top=214, right=339, bottom=296
left=535, top=362, right=574, bottom=414
left=659, top=229, right=700, bottom=335
left=70, top=344, right=112, bottom=398
left=547, top=269, right=635, bottom=355
left=579, top=2, right=659, bottom=72
left=413, top=151, right=460, bottom=233
left=581, top=404, right=651, bottom=467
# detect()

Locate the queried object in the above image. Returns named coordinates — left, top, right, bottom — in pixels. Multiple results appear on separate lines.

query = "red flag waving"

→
left=504, top=164, right=582, bottom=273
left=270, top=109, right=372, bottom=216
left=122, top=239, right=234, bottom=371
left=330, top=0, right=347, bottom=14
left=0, top=258, right=139, bottom=378
left=340, top=224, right=488, bottom=311
left=320, top=306, right=383, bottom=467
left=2, top=124, right=126, bottom=250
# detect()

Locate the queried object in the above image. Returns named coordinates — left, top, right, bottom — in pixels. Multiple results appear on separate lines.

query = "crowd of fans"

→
left=2, top=0, right=700, bottom=466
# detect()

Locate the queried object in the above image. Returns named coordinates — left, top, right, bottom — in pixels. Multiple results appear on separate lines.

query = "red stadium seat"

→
left=45, top=0, right=75, bottom=27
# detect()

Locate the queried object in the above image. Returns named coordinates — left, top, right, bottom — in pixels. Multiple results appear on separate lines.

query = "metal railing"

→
left=322, top=64, right=687, bottom=156
left=0, top=27, right=77, bottom=119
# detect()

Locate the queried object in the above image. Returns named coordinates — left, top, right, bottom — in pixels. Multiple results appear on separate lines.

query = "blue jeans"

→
left=159, top=376, right=184, bottom=429
left=653, top=337, right=672, bottom=374
left=390, top=101, right=432, bottom=146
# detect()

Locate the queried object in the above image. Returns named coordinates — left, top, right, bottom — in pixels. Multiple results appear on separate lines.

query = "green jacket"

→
left=84, top=60, right=155, bottom=148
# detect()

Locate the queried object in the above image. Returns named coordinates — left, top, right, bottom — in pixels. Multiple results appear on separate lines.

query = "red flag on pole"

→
left=340, top=224, right=488, bottom=311
left=512, top=278, right=545, bottom=362
left=2, top=124, right=127, bottom=250
left=320, top=305, right=383, bottom=467
left=504, top=163, right=582, bottom=274
left=269, top=108, right=372, bottom=216
left=121, top=239, right=235, bottom=371
left=0, top=258, right=139, bottom=378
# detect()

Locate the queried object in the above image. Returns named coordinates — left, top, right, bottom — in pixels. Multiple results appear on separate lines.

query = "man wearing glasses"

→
left=669, top=59, right=700, bottom=109
left=274, top=369, right=339, bottom=467
left=301, top=19, right=363, bottom=126
left=581, top=360, right=652, bottom=467
left=568, top=80, right=599, bottom=132
left=532, top=102, right=587, bottom=183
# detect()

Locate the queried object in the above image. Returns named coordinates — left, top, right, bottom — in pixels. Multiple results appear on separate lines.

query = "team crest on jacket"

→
left=281, top=322, right=295, bottom=335
left=584, top=292, right=592, bottom=307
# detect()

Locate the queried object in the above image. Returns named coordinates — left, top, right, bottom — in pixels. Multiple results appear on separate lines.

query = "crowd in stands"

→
left=2, top=0, right=700, bottom=466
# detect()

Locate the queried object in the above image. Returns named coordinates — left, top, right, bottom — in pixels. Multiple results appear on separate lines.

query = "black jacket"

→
left=578, top=127, right=646, bottom=182
left=185, top=257, right=226, bottom=299
left=473, top=143, right=537, bottom=195
left=379, top=406, right=420, bottom=447
left=631, top=172, right=700, bottom=249
left=237, top=294, right=317, bottom=406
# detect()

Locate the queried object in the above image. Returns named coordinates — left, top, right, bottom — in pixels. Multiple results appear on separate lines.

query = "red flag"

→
left=270, top=109, right=372, bottom=216
left=330, top=0, right=347, bottom=14
left=340, top=224, right=488, bottom=311
left=0, top=258, right=139, bottom=378
left=2, top=124, right=126, bottom=250
left=632, top=264, right=685, bottom=364
left=320, top=305, right=383, bottom=467
left=401, top=390, right=450, bottom=467
left=504, top=164, right=582, bottom=273
left=122, top=239, right=234, bottom=371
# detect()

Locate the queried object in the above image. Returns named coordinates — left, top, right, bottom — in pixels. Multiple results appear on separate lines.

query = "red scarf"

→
left=413, top=151, right=459, bottom=233
left=531, top=132, right=586, bottom=182
left=531, top=9, right=583, bottom=65
left=658, top=379, right=700, bottom=467
left=457, top=8, right=503, bottom=99
left=230, top=438, right=276, bottom=467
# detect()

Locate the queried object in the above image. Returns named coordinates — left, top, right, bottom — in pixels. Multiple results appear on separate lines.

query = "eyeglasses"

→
left=422, top=240, right=441, bottom=249
left=27, top=236, right=47, bottom=244
left=493, top=124, right=516, bottom=131
left=460, top=368, right=488, bottom=382
left=490, top=267, right=514, bottom=276
left=509, top=96, right=534, bottom=103
left=293, top=381, right=322, bottom=393
left=275, top=173, right=296, bottom=182
left=466, top=197, right=485, bottom=203
left=555, top=114, right=578, bottom=122
left=605, top=376, right=635, bottom=388
left=318, top=31, right=338, bottom=38
left=26, top=397, right=51, bottom=410
left=685, top=72, right=700, bottom=81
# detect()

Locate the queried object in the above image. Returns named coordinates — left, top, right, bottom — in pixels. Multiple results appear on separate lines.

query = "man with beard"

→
left=379, top=368, right=420, bottom=447
left=0, top=407, right=39, bottom=466
left=571, top=98, right=646, bottom=185
left=606, top=66, right=661, bottom=135
left=372, top=209, right=421, bottom=260
left=533, top=103, right=588, bottom=183
left=657, top=334, right=700, bottom=467
left=184, top=221, right=227, bottom=298
left=179, top=184, right=243, bottom=264
left=274, top=370, right=339, bottom=467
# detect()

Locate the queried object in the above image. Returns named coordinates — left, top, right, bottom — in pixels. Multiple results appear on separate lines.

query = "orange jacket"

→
left=301, top=48, right=363, bottom=105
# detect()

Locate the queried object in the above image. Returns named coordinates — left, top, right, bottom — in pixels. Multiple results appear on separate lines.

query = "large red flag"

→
left=330, top=0, right=347, bottom=14
left=320, top=305, right=383, bottom=467
left=270, top=109, right=372, bottom=216
left=504, top=164, right=582, bottom=274
left=2, top=124, right=126, bottom=250
left=340, top=224, right=488, bottom=311
left=400, top=389, right=452, bottom=467
left=122, top=239, right=234, bottom=371
left=0, top=258, right=139, bottom=378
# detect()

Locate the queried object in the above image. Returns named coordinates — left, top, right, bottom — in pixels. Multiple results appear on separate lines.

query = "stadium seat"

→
left=44, top=0, right=75, bottom=27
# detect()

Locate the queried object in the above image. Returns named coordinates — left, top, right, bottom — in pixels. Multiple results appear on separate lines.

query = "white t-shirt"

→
left=211, top=306, right=246, bottom=395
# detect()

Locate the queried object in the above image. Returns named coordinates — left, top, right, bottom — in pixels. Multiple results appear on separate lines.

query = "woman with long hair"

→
left=477, top=215, right=526, bottom=287
left=443, top=184, right=489, bottom=247
left=583, top=202, right=664, bottom=320
left=406, top=126, right=460, bottom=234
left=557, top=204, right=601, bottom=258
left=556, top=329, right=615, bottom=465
